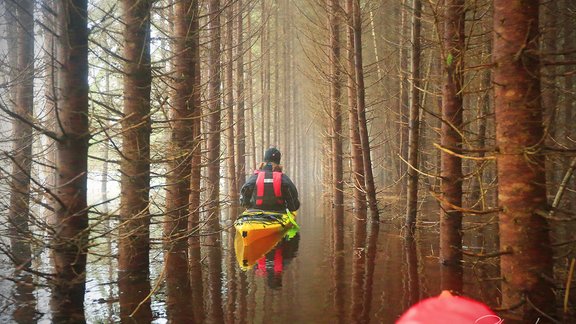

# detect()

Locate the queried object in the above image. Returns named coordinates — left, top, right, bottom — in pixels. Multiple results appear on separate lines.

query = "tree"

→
left=328, top=0, right=344, bottom=235
left=346, top=0, right=365, bottom=216
left=405, top=0, right=422, bottom=234
left=7, top=1, right=36, bottom=321
left=50, top=0, right=90, bottom=321
left=224, top=0, right=238, bottom=208
left=351, top=0, right=379, bottom=220
left=439, top=0, right=465, bottom=293
left=118, top=0, right=153, bottom=320
left=493, top=0, right=554, bottom=320
left=205, top=0, right=224, bottom=321
left=186, top=1, right=205, bottom=321
left=235, top=0, right=247, bottom=189
left=164, top=0, right=199, bottom=321
left=8, top=0, right=34, bottom=269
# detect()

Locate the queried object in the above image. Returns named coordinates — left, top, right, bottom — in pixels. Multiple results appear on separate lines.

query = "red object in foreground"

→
left=397, top=291, right=499, bottom=324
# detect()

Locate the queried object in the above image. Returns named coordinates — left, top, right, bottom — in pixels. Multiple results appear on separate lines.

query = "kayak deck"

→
left=234, top=210, right=294, bottom=246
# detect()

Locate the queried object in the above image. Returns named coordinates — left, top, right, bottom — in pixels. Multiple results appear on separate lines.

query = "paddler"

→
left=240, top=147, right=300, bottom=212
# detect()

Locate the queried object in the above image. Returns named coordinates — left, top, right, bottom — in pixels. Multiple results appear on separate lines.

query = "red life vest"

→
left=253, top=170, right=284, bottom=210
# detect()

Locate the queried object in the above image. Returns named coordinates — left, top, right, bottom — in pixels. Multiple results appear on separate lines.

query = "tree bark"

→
left=440, top=0, right=465, bottom=293
left=493, top=0, right=554, bottom=320
left=236, top=0, right=247, bottom=189
left=9, top=0, right=34, bottom=268
left=328, top=0, right=344, bottom=232
left=166, top=0, right=197, bottom=253
left=352, top=0, right=379, bottom=220
left=9, top=2, right=36, bottom=321
left=205, top=0, right=224, bottom=321
left=247, top=14, right=257, bottom=169
left=405, top=0, right=422, bottom=234
left=118, top=0, right=153, bottom=321
left=187, top=2, right=204, bottom=320
left=50, top=0, right=90, bottom=321
left=261, top=0, right=270, bottom=147
left=398, top=0, right=410, bottom=183
left=165, top=0, right=199, bottom=321
left=225, top=2, right=238, bottom=208
left=346, top=0, right=368, bottom=320
left=346, top=0, right=366, bottom=215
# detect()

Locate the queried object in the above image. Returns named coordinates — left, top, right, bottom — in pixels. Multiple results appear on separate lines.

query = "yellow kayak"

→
left=234, top=210, right=297, bottom=246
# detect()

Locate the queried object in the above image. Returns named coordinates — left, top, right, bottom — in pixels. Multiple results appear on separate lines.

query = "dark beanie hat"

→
left=264, top=147, right=281, bottom=164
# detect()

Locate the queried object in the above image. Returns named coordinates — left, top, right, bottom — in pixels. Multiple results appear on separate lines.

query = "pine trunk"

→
left=184, top=2, right=204, bottom=322
left=118, top=0, right=153, bottom=321
left=247, top=14, right=257, bottom=169
left=261, top=0, right=270, bottom=147
left=225, top=3, right=238, bottom=208
left=405, top=0, right=422, bottom=233
left=328, top=0, right=344, bottom=229
left=166, top=0, right=197, bottom=253
left=398, top=0, right=410, bottom=183
left=352, top=0, right=379, bottom=220
left=493, top=0, right=554, bottom=319
left=9, top=0, right=34, bottom=268
left=205, top=0, right=224, bottom=321
left=51, top=0, right=89, bottom=321
left=346, top=0, right=366, bottom=214
left=439, top=0, right=465, bottom=293
left=236, top=0, right=247, bottom=188
left=165, top=0, right=199, bottom=320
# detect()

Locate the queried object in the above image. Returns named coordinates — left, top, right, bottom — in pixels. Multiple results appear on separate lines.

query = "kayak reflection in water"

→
left=254, top=233, right=301, bottom=290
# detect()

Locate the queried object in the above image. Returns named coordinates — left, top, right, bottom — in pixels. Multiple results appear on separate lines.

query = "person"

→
left=240, top=147, right=300, bottom=212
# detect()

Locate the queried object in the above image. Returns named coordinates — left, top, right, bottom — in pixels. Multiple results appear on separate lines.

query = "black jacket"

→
left=240, top=163, right=300, bottom=212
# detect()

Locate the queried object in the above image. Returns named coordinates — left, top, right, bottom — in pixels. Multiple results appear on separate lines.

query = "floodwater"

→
left=1, top=199, right=503, bottom=323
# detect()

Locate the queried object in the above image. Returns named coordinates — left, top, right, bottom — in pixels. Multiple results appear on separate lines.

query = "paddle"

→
left=285, top=209, right=300, bottom=230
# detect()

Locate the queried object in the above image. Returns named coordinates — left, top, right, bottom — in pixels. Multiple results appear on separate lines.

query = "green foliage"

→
left=446, top=53, right=453, bottom=66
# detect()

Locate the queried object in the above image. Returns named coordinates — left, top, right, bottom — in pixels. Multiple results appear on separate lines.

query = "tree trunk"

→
left=346, top=0, right=368, bottom=320
left=50, top=0, right=89, bottom=321
left=9, top=0, right=34, bottom=268
left=398, top=0, right=410, bottom=184
left=166, top=0, right=197, bottom=254
left=273, top=10, right=280, bottom=147
left=42, top=0, right=58, bottom=228
left=9, top=2, right=36, bottom=321
left=405, top=0, right=422, bottom=234
left=346, top=0, right=366, bottom=214
left=541, top=0, right=559, bottom=193
left=261, top=0, right=270, bottom=147
left=165, top=0, right=199, bottom=321
left=205, top=0, right=224, bottom=321
left=236, top=0, right=247, bottom=189
left=493, top=0, right=554, bottom=320
left=247, top=14, right=257, bottom=169
left=439, top=0, right=465, bottom=293
left=225, top=3, right=238, bottom=209
left=282, top=0, right=292, bottom=166
left=352, top=0, right=379, bottom=220
left=188, top=1, right=204, bottom=317
left=562, top=0, right=576, bottom=212
left=166, top=251, right=195, bottom=322
left=118, top=0, right=153, bottom=321
left=328, top=0, right=344, bottom=231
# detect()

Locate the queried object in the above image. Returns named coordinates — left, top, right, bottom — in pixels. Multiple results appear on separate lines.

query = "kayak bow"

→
left=234, top=210, right=298, bottom=246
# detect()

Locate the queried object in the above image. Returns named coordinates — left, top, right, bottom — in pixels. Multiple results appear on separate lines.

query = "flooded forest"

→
left=0, top=0, right=575, bottom=323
